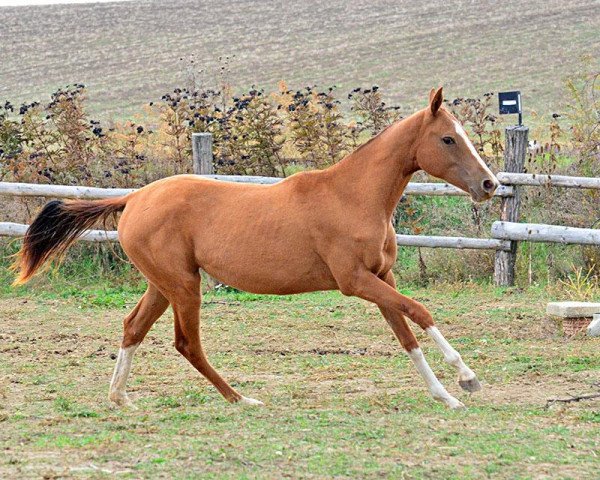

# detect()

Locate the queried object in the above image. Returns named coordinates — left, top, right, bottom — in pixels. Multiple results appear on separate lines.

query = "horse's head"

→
left=415, top=87, right=499, bottom=202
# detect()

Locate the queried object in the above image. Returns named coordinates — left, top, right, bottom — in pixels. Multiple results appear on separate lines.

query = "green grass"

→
left=1, top=281, right=599, bottom=478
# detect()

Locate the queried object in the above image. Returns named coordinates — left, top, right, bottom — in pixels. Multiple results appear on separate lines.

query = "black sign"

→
left=498, top=91, right=521, bottom=115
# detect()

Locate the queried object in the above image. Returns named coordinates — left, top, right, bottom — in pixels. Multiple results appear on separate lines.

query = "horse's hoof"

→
left=239, top=396, right=264, bottom=406
left=433, top=393, right=465, bottom=410
left=109, top=393, right=138, bottom=410
left=459, top=377, right=482, bottom=393
left=445, top=396, right=466, bottom=410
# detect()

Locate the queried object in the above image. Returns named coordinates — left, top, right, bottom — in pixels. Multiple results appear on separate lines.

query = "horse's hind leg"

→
left=168, top=271, right=263, bottom=406
left=109, top=283, right=169, bottom=408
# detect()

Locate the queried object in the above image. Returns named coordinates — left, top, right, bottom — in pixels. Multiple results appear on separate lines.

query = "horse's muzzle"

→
left=470, top=176, right=499, bottom=202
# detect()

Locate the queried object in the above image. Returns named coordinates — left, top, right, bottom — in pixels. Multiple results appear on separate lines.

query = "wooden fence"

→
left=0, top=128, right=598, bottom=286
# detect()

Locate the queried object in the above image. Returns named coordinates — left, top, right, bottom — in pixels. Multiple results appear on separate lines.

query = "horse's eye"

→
left=442, top=136, right=455, bottom=145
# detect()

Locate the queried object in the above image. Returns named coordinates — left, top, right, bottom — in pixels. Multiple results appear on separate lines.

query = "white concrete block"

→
left=546, top=302, right=600, bottom=318
left=587, top=314, right=600, bottom=337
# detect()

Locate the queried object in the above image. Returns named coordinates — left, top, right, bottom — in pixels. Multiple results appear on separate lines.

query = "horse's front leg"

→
left=425, top=324, right=481, bottom=392
left=335, top=267, right=468, bottom=409
left=380, top=271, right=481, bottom=393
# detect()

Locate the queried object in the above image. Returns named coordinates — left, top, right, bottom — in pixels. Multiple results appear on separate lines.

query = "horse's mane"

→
left=351, top=123, right=395, bottom=156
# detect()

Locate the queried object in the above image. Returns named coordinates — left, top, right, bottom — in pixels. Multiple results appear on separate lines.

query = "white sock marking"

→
left=239, top=396, right=265, bottom=406
left=109, top=344, right=138, bottom=406
left=426, top=326, right=476, bottom=382
left=407, top=348, right=464, bottom=409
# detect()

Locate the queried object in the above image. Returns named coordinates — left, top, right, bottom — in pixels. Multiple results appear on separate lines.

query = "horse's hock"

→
left=546, top=302, right=600, bottom=336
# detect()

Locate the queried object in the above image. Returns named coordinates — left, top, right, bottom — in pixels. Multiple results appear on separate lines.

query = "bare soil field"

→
left=1, top=0, right=599, bottom=118
left=1, top=284, right=598, bottom=478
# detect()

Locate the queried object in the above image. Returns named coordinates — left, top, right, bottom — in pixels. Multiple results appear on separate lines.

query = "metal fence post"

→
left=494, top=125, right=529, bottom=286
left=192, top=132, right=214, bottom=175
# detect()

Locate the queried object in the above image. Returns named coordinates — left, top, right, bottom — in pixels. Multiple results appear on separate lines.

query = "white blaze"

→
left=453, top=120, right=496, bottom=178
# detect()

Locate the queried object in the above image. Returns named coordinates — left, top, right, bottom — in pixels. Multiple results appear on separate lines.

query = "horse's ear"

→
left=428, top=88, right=436, bottom=103
left=430, top=87, right=443, bottom=115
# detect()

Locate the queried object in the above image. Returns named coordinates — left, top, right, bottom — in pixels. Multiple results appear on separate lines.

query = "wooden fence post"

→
left=191, top=132, right=219, bottom=291
left=494, top=125, right=529, bottom=286
left=192, top=132, right=214, bottom=175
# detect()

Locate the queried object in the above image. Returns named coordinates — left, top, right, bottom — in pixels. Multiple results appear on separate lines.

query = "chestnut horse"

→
left=14, top=88, right=498, bottom=409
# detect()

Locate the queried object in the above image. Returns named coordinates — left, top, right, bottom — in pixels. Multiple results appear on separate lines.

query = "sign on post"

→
left=498, top=91, right=522, bottom=126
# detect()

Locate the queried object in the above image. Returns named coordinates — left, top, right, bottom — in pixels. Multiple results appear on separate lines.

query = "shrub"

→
left=216, top=87, right=287, bottom=176
left=564, top=57, right=600, bottom=176
left=2, top=73, right=598, bottom=286
left=349, top=86, right=402, bottom=136
left=280, top=84, right=350, bottom=168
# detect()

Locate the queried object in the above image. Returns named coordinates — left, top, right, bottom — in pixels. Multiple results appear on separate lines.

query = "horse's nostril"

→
left=482, top=179, right=495, bottom=192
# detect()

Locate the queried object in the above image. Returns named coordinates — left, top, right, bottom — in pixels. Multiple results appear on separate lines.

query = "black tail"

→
left=12, top=197, right=127, bottom=285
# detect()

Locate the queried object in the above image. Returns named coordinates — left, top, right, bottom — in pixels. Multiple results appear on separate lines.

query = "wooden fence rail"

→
left=0, top=222, right=118, bottom=242
left=0, top=222, right=516, bottom=250
left=497, top=172, right=600, bottom=190
left=0, top=128, right=598, bottom=287
left=0, top=179, right=513, bottom=200
left=395, top=234, right=511, bottom=251
left=0, top=182, right=133, bottom=200
left=492, top=221, right=600, bottom=246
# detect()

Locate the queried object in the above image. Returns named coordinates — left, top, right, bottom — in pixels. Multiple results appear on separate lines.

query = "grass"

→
left=1, top=280, right=599, bottom=478
left=0, top=0, right=598, bottom=119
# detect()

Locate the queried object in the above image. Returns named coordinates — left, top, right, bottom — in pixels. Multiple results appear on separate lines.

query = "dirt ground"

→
left=1, top=285, right=599, bottom=478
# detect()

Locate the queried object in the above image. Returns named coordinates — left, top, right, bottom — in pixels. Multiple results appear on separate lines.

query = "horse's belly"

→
left=200, top=250, right=336, bottom=294
left=194, top=227, right=336, bottom=295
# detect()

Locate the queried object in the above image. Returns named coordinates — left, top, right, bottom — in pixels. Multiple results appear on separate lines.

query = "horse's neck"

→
left=327, top=111, right=423, bottom=220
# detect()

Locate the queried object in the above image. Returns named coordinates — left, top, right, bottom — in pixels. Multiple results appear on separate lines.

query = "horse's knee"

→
left=406, top=302, right=434, bottom=329
left=418, top=311, right=435, bottom=329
